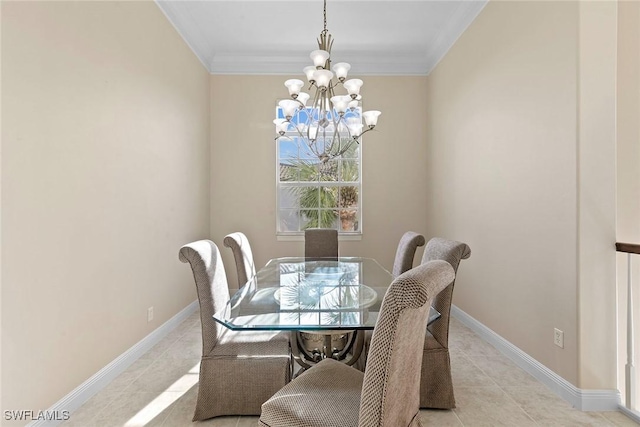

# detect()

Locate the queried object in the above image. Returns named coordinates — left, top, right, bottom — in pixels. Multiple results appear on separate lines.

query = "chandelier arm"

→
left=358, top=127, right=374, bottom=138
left=291, top=123, right=306, bottom=140
left=286, top=119, right=316, bottom=155
left=309, top=142, right=322, bottom=158
left=322, top=95, right=330, bottom=156
left=322, top=93, right=335, bottom=157
left=327, top=106, right=344, bottom=157
left=333, top=135, right=358, bottom=159
left=335, top=143, right=352, bottom=158
left=333, top=140, right=347, bottom=159
left=274, top=134, right=293, bottom=141
left=311, top=86, right=322, bottom=113
left=307, top=88, right=322, bottom=144
left=305, top=129, right=322, bottom=158
left=308, top=95, right=325, bottom=159
left=321, top=80, right=338, bottom=157
left=325, top=133, right=337, bottom=158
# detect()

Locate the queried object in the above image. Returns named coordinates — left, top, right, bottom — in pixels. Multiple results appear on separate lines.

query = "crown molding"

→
left=157, top=0, right=488, bottom=76
left=210, top=51, right=430, bottom=75
left=423, top=0, right=488, bottom=75
left=156, top=0, right=213, bottom=72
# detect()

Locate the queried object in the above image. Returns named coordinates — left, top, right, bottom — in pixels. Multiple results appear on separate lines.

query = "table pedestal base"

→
left=291, top=330, right=365, bottom=374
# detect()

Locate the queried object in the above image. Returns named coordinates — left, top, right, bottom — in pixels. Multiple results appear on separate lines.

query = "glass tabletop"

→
left=214, top=257, right=440, bottom=331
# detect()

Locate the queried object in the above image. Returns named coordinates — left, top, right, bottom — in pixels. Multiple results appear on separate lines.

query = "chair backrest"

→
left=304, top=228, right=338, bottom=260
left=359, top=260, right=455, bottom=427
left=179, top=239, right=230, bottom=355
left=392, top=231, right=426, bottom=277
left=223, top=232, right=256, bottom=289
left=420, top=237, right=471, bottom=346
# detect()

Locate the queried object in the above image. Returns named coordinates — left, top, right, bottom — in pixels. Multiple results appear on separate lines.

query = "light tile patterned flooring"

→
left=64, top=310, right=639, bottom=426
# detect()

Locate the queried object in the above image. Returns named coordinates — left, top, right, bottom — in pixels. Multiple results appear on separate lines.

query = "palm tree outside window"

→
left=276, top=103, right=362, bottom=235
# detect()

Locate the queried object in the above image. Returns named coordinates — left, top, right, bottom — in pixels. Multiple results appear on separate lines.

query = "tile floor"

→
left=63, top=311, right=639, bottom=426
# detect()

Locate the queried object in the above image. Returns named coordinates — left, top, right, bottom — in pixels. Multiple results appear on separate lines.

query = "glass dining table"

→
left=213, top=257, right=440, bottom=369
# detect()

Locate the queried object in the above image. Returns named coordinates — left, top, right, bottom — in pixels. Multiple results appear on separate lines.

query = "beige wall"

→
left=577, top=0, right=617, bottom=390
left=210, top=75, right=429, bottom=289
left=617, top=0, right=640, bottom=244
left=1, top=0, right=631, bottom=415
left=425, top=0, right=618, bottom=389
left=1, top=1, right=210, bottom=417
left=616, top=0, right=640, bottom=400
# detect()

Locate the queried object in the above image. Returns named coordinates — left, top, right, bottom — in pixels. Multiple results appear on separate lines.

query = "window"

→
left=276, top=103, right=362, bottom=236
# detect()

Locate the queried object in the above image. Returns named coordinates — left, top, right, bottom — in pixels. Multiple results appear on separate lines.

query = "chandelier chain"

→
left=323, top=0, right=328, bottom=34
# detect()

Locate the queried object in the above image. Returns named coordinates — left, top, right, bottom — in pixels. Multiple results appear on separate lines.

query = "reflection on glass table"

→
left=213, top=257, right=441, bottom=369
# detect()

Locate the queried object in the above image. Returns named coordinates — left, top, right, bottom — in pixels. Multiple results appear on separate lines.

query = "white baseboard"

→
left=451, top=305, right=621, bottom=412
left=28, top=300, right=199, bottom=427
left=618, top=405, right=640, bottom=423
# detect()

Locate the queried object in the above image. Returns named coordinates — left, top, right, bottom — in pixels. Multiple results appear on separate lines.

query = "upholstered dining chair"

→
left=353, top=231, right=426, bottom=371
left=419, top=237, right=471, bottom=409
left=301, top=228, right=345, bottom=364
left=392, top=231, right=426, bottom=277
left=304, top=228, right=338, bottom=260
left=178, top=240, right=292, bottom=421
left=258, top=260, right=455, bottom=427
left=223, top=231, right=256, bottom=289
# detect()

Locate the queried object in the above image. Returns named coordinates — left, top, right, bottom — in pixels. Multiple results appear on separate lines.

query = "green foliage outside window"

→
left=280, top=144, right=359, bottom=232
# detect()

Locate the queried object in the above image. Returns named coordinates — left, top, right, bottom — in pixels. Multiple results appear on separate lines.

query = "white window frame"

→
left=275, top=103, right=363, bottom=238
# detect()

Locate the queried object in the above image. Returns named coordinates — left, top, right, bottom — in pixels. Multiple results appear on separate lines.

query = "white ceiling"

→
left=156, top=0, right=487, bottom=75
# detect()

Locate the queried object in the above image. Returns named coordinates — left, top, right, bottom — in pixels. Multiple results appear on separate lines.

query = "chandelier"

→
left=274, top=0, right=381, bottom=164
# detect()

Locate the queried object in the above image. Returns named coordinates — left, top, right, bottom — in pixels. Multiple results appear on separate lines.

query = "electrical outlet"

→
left=554, top=328, right=564, bottom=348
left=147, top=307, right=154, bottom=322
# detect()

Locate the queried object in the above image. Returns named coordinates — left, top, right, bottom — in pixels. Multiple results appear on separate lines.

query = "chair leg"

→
left=420, top=348, right=455, bottom=409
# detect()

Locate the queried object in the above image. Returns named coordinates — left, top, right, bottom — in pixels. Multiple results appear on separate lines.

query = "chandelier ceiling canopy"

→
left=274, top=0, right=381, bottom=163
